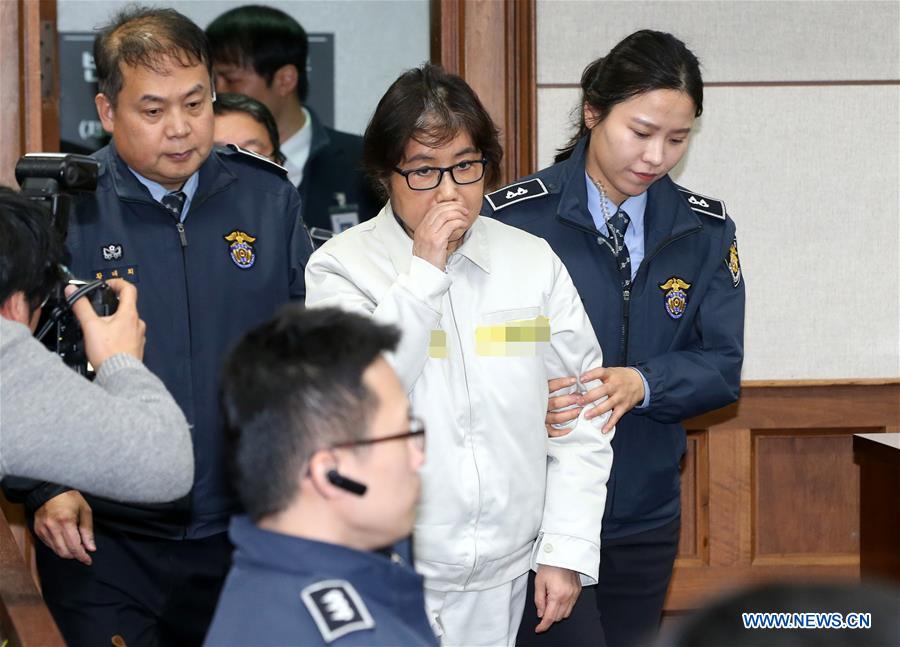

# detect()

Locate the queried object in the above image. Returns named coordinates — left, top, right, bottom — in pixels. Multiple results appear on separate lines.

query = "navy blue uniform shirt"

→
left=205, top=516, right=437, bottom=646
left=484, top=136, right=745, bottom=539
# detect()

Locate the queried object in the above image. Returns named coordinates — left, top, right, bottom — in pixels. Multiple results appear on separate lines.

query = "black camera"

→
left=15, top=153, right=118, bottom=375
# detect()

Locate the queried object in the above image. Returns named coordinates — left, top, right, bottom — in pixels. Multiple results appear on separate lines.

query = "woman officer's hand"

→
left=545, top=367, right=645, bottom=435
left=411, top=199, right=471, bottom=270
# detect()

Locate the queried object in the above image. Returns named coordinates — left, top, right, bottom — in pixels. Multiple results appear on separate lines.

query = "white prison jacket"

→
left=305, top=203, right=614, bottom=591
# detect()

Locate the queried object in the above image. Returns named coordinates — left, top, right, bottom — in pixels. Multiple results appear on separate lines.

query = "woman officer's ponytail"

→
left=555, top=30, right=704, bottom=163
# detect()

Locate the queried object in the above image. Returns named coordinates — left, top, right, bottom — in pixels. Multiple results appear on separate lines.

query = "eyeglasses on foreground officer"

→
left=3, top=5, right=314, bottom=646
left=483, top=30, right=746, bottom=647
left=0, top=186, right=193, bottom=509
left=204, top=305, right=434, bottom=647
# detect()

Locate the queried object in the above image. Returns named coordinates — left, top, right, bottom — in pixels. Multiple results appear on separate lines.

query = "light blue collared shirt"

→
left=585, top=172, right=647, bottom=280
left=129, top=168, right=200, bottom=222
left=584, top=172, right=651, bottom=408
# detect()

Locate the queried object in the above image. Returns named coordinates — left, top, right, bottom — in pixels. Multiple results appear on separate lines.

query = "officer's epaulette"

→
left=300, top=579, right=375, bottom=642
left=220, top=143, right=288, bottom=178
left=676, top=186, right=727, bottom=220
left=485, top=178, right=549, bottom=211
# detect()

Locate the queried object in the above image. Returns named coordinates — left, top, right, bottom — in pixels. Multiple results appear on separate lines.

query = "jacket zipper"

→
left=164, top=206, right=194, bottom=537
left=447, top=282, right=482, bottom=588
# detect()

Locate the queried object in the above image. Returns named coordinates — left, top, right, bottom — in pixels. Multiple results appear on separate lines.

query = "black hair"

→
left=362, top=64, right=502, bottom=199
left=556, top=30, right=703, bottom=162
left=206, top=5, right=309, bottom=102
left=213, top=92, right=285, bottom=165
left=94, top=5, right=212, bottom=106
left=0, top=187, right=64, bottom=312
left=221, top=305, right=400, bottom=522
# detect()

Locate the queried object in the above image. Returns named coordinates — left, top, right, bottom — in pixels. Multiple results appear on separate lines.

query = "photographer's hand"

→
left=33, top=490, right=95, bottom=565
left=67, top=279, right=146, bottom=366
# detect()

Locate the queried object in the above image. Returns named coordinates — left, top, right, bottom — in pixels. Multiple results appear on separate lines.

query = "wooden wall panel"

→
left=666, top=381, right=900, bottom=613
left=430, top=0, right=537, bottom=185
left=754, top=431, right=864, bottom=559
left=676, top=432, right=708, bottom=565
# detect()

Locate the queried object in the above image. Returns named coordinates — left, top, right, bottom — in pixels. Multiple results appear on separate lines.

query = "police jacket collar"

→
left=554, top=136, right=703, bottom=247
left=100, top=140, right=238, bottom=209
left=228, top=515, right=421, bottom=591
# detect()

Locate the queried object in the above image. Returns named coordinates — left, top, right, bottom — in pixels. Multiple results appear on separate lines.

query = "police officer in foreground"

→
left=8, top=6, right=313, bottom=645
left=205, top=306, right=434, bottom=646
left=484, top=31, right=745, bottom=647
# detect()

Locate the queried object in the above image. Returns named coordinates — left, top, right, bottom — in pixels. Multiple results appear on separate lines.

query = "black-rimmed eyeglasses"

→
left=331, top=417, right=426, bottom=452
left=394, top=159, right=487, bottom=191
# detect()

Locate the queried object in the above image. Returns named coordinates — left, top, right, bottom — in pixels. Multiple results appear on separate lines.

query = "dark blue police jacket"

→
left=11, top=142, right=313, bottom=538
left=484, top=137, right=745, bottom=539
left=299, top=109, right=383, bottom=238
left=204, top=516, right=437, bottom=646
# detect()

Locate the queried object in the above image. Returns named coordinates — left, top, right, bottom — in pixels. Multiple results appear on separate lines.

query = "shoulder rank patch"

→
left=727, top=236, right=742, bottom=287
left=676, top=187, right=726, bottom=220
left=224, top=230, right=257, bottom=269
left=659, top=277, right=691, bottom=320
left=300, top=580, right=375, bottom=643
left=223, top=143, right=288, bottom=177
left=485, top=178, right=548, bottom=212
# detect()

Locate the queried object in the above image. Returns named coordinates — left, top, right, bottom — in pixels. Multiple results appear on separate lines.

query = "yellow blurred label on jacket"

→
left=429, top=330, right=448, bottom=359
left=475, top=316, right=550, bottom=356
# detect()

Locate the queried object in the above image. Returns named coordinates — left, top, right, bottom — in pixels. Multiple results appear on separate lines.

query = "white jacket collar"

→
left=376, top=202, right=492, bottom=275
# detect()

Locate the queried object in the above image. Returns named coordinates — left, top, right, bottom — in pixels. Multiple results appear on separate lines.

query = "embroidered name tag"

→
left=92, top=266, right=139, bottom=283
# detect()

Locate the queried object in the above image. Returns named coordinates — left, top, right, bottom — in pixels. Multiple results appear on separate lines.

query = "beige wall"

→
left=537, top=0, right=900, bottom=380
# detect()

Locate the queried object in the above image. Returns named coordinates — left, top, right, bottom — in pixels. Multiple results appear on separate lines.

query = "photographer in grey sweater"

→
left=0, top=187, right=193, bottom=556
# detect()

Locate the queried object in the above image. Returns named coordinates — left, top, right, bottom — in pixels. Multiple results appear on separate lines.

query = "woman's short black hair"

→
left=94, top=6, right=211, bottom=106
left=362, top=64, right=502, bottom=198
left=206, top=5, right=310, bottom=103
left=557, top=30, right=704, bottom=162
left=0, top=187, right=64, bottom=311
left=213, top=92, right=285, bottom=165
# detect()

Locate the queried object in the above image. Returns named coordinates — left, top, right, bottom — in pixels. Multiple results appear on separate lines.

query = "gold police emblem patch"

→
left=659, top=277, right=691, bottom=320
left=727, top=237, right=742, bottom=287
left=224, top=230, right=256, bottom=269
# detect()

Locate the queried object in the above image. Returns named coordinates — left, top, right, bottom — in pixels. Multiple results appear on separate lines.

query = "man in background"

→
left=213, top=92, right=285, bottom=164
left=207, top=5, right=382, bottom=243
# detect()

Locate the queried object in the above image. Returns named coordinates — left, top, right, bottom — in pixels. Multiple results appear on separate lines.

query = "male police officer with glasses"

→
left=205, top=306, right=435, bottom=646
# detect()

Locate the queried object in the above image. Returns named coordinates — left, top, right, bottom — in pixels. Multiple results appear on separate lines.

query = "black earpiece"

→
left=326, top=469, right=367, bottom=496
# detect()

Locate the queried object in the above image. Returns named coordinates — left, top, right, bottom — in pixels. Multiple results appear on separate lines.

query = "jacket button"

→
left=543, top=543, right=554, bottom=553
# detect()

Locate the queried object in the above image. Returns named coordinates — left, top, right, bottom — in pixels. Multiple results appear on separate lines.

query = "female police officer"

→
left=484, top=31, right=745, bottom=647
